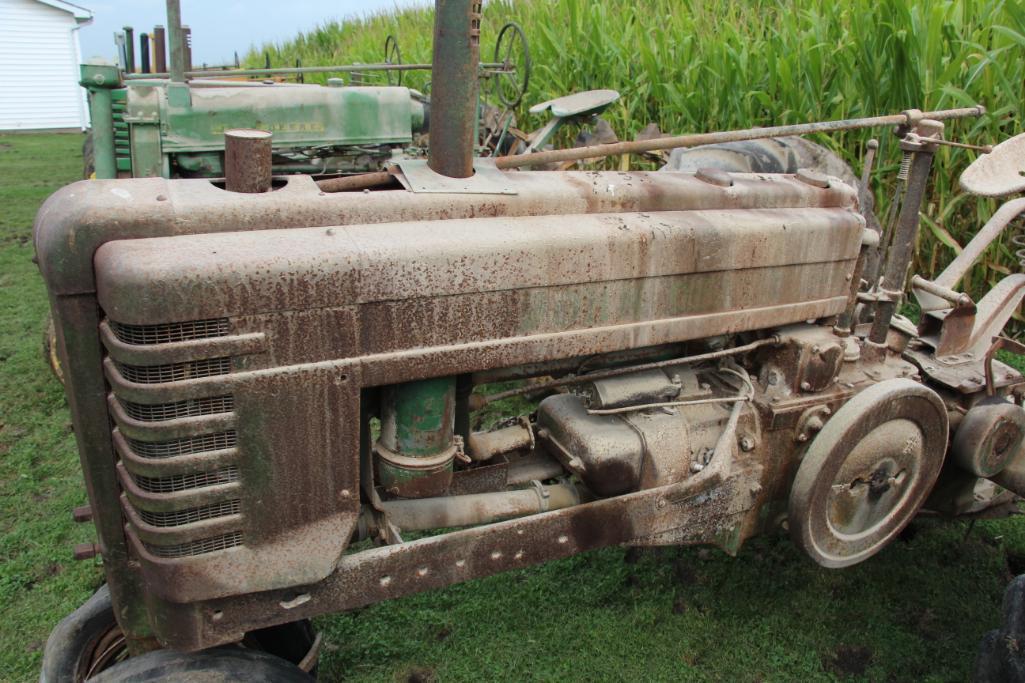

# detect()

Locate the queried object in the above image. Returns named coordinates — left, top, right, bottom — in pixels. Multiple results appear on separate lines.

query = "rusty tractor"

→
left=33, top=0, right=1025, bottom=680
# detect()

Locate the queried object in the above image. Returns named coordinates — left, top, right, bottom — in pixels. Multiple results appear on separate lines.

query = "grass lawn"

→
left=2, top=132, right=1024, bottom=681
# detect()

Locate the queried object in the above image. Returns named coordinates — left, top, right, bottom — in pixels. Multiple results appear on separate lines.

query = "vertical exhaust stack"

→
left=427, top=0, right=481, bottom=179
left=139, top=32, right=151, bottom=74
left=152, top=25, right=166, bottom=74
left=224, top=130, right=273, bottom=193
left=165, top=0, right=185, bottom=82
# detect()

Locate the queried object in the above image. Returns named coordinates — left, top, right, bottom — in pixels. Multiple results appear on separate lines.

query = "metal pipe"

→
left=152, top=26, right=166, bottom=74
left=316, top=169, right=396, bottom=193
left=377, top=483, right=580, bottom=531
left=224, top=129, right=272, bottom=193
left=123, top=26, right=135, bottom=72
left=316, top=106, right=984, bottom=193
left=139, top=32, right=151, bottom=73
left=122, top=61, right=508, bottom=80
left=868, top=120, right=943, bottom=346
left=468, top=422, right=532, bottom=461
left=165, top=0, right=184, bottom=82
left=87, top=88, right=116, bottom=179
left=482, top=336, right=780, bottom=405
left=910, top=274, right=972, bottom=308
left=506, top=456, right=566, bottom=486
left=427, top=0, right=481, bottom=178
left=494, top=106, right=983, bottom=171
left=934, top=198, right=1025, bottom=291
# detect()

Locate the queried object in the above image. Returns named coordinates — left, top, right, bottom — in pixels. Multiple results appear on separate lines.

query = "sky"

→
left=77, top=0, right=431, bottom=67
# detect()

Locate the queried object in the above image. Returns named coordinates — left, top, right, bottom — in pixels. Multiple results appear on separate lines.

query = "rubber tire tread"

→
left=90, top=646, right=313, bottom=682
left=39, top=585, right=116, bottom=683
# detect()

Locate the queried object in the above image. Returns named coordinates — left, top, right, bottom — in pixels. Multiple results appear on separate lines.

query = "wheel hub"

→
left=789, top=379, right=948, bottom=568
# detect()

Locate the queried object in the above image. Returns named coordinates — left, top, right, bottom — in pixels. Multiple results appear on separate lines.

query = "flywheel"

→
left=788, top=378, right=948, bottom=568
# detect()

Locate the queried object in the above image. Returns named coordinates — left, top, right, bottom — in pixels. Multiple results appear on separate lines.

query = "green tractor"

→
left=80, top=2, right=531, bottom=181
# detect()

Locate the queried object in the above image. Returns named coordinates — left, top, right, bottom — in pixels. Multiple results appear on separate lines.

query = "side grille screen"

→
left=119, top=395, right=234, bottom=422
left=105, top=314, right=246, bottom=561
left=116, top=357, right=232, bottom=384
left=145, top=531, right=244, bottom=558
left=133, top=467, right=240, bottom=494
left=111, top=318, right=230, bottom=345
left=138, top=499, right=241, bottom=527
left=127, top=431, right=237, bottom=459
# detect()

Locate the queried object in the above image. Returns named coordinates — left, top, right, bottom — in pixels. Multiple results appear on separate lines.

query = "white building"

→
left=0, top=0, right=92, bottom=131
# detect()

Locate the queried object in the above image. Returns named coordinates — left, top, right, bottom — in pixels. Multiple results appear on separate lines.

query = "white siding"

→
left=0, top=0, right=88, bottom=130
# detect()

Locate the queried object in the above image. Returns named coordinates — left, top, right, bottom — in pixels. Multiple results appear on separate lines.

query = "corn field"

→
left=249, top=0, right=1025, bottom=303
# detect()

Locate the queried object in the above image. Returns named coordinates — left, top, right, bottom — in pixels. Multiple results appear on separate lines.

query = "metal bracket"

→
left=985, top=336, right=1025, bottom=397
left=394, top=158, right=518, bottom=194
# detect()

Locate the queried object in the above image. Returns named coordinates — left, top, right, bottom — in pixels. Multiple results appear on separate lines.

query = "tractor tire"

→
left=39, top=584, right=319, bottom=681
left=42, top=312, right=64, bottom=387
left=976, top=575, right=1025, bottom=682
left=39, top=584, right=123, bottom=683
left=83, top=132, right=95, bottom=179
left=90, top=647, right=313, bottom=682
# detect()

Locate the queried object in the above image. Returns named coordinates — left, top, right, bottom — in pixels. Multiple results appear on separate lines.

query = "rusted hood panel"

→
left=35, top=171, right=857, bottom=297
left=95, top=207, right=863, bottom=323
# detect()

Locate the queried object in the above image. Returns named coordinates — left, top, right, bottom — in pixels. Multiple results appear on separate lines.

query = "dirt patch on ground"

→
left=398, top=666, right=437, bottom=683
left=823, top=645, right=873, bottom=678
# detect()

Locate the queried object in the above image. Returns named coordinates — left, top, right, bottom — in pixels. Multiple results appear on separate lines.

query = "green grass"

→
left=2, top=133, right=1025, bottom=681
left=250, top=0, right=1025, bottom=305
left=0, top=133, right=101, bottom=679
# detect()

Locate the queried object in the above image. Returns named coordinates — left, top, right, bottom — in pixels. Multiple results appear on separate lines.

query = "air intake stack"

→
left=427, top=0, right=481, bottom=178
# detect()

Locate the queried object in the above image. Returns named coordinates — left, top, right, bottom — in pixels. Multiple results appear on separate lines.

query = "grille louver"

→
left=132, top=467, right=240, bottom=494
left=119, top=395, right=234, bottom=422
left=105, top=315, right=247, bottom=560
left=111, top=318, right=230, bottom=345
left=138, top=500, right=242, bottom=528
left=145, top=531, right=244, bottom=558
left=127, top=431, right=237, bottom=459
left=116, top=357, right=232, bottom=384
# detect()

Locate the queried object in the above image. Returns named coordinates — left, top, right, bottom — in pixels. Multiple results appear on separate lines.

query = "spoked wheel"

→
left=492, top=21, right=530, bottom=107
left=788, top=379, right=948, bottom=568
left=384, top=34, right=402, bottom=86
left=40, top=585, right=319, bottom=681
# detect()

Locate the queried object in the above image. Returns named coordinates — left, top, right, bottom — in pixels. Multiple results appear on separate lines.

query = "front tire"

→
left=90, top=647, right=313, bottom=682
left=40, top=585, right=318, bottom=681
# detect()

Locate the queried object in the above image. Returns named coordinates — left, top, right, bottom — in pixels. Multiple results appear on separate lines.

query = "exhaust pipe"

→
left=139, top=32, right=151, bottom=74
left=427, top=0, right=481, bottom=179
left=152, top=25, right=166, bottom=74
left=165, top=0, right=184, bottom=82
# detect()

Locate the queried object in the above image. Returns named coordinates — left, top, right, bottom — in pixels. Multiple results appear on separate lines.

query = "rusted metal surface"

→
left=374, top=483, right=580, bottom=532
left=223, top=129, right=272, bottom=193
left=868, top=121, right=942, bottom=346
left=427, top=0, right=480, bottom=179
